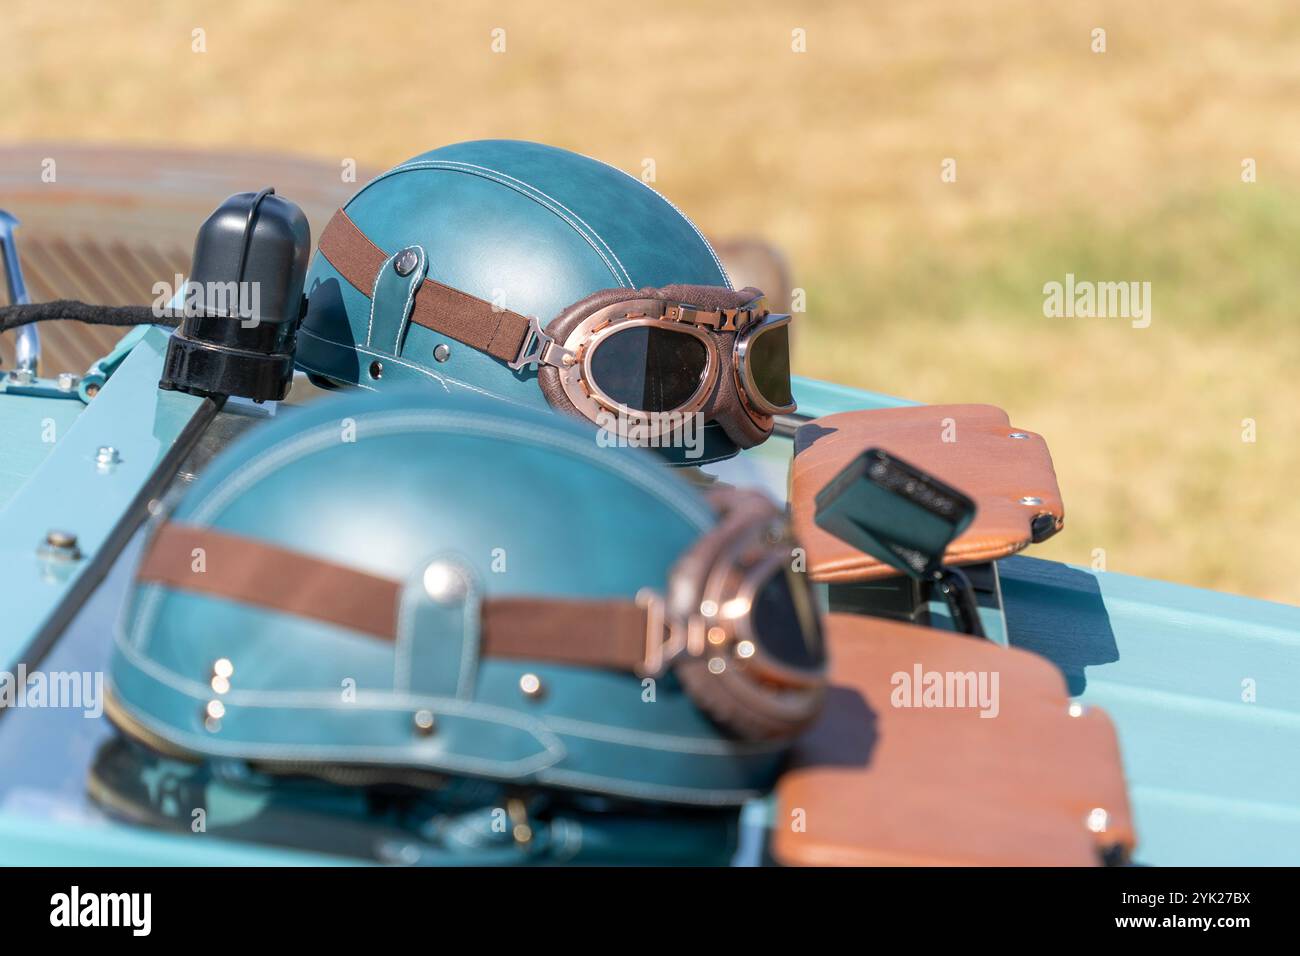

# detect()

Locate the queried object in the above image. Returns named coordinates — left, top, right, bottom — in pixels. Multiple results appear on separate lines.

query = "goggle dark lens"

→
left=751, top=565, right=824, bottom=670
left=589, top=326, right=709, bottom=413
left=745, top=322, right=793, bottom=410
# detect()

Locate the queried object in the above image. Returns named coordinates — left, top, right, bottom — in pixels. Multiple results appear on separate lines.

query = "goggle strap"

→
left=318, top=211, right=775, bottom=371
left=664, top=303, right=764, bottom=332
left=317, top=209, right=538, bottom=367
left=137, top=521, right=657, bottom=674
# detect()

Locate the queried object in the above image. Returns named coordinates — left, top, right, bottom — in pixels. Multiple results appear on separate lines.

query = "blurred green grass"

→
left=800, top=186, right=1300, bottom=600
left=811, top=185, right=1300, bottom=337
left=1, top=0, right=1297, bottom=601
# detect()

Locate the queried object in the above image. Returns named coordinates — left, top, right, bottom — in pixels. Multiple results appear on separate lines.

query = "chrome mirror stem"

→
left=0, top=210, right=40, bottom=376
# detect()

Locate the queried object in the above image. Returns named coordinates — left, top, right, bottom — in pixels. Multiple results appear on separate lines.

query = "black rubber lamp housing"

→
left=159, top=188, right=311, bottom=402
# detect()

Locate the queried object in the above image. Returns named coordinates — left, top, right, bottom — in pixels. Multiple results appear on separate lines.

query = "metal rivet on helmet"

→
left=203, top=699, right=225, bottom=733
left=519, top=673, right=544, bottom=700
left=393, top=247, right=420, bottom=277
left=413, top=710, right=437, bottom=736
left=422, top=560, right=468, bottom=604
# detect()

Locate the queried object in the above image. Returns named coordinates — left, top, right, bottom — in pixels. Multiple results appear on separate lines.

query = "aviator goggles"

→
left=316, top=210, right=796, bottom=450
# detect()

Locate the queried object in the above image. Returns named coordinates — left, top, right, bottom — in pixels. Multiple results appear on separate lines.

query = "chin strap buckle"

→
left=508, top=315, right=571, bottom=371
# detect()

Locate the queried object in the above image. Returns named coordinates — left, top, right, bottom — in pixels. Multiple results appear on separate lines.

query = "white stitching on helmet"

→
left=364, top=246, right=426, bottom=351
left=110, top=675, right=764, bottom=805
left=391, top=249, right=425, bottom=354
left=393, top=552, right=481, bottom=699
left=341, top=148, right=729, bottom=292
left=299, top=326, right=446, bottom=393
left=417, top=160, right=635, bottom=287
left=189, top=409, right=715, bottom=531
left=118, top=414, right=727, bottom=765
left=364, top=253, right=385, bottom=348
left=577, top=149, right=733, bottom=290
left=105, top=677, right=566, bottom=777
left=298, top=326, right=553, bottom=413
left=369, top=160, right=632, bottom=287
left=114, top=603, right=771, bottom=761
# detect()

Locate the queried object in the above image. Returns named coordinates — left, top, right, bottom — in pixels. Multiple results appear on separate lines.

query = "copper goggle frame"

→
left=526, top=298, right=795, bottom=437
left=635, top=493, right=824, bottom=687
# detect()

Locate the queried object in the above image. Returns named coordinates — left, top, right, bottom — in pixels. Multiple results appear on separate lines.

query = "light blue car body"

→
left=0, top=138, right=1296, bottom=865
left=0, top=335, right=1295, bottom=865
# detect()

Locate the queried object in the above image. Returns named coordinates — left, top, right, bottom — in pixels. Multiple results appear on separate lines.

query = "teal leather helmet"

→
left=108, top=389, right=826, bottom=807
left=295, top=140, right=797, bottom=466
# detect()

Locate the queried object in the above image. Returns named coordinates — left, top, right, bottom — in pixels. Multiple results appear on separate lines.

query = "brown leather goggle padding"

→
left=536, top=287, right=661, bottom=417
left=537, top=285, right=776, bottom=449
left=772, top=614, right=1135, bottom=866
left=790, top=404, right=1066, bottom=583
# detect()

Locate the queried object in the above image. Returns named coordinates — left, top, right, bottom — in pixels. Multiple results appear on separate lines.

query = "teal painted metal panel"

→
left=0, top=345, right=1293, bottom=865
left=791, top=375, right=917, bottom=418
left=704, top=377, right=916, bottom=495
left=1001, top=556, right=1300, bottom=865
left=775, top=377, right=1300, bottom=865
left=0, top=327, right=207, bottom=669
left=0, top=394, right=83, bottom=508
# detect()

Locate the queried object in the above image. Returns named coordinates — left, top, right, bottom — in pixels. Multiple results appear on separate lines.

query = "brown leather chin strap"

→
left=137, top=522, right=652, bottom=673
left=318, top=209, right=538, bottom=366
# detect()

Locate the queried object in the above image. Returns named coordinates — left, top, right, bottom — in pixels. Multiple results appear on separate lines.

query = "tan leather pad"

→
left=772, top=615, right=1135, bottom=866
left=791, top=404, right=1065, bottom=583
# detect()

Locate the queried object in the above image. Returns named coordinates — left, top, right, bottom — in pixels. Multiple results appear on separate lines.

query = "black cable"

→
left=0, top=299, right=178, bottom=333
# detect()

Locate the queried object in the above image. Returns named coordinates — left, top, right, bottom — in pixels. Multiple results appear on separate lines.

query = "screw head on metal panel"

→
left=40, top=530, right=82, bottom=561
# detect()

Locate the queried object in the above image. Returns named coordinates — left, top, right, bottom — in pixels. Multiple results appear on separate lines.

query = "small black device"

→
left=814, top=447, right=987, bottom=638
left=158, top=188, right=310, bottom=402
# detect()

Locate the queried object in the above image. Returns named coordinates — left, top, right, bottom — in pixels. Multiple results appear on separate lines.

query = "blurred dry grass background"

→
left=1, top=0, right=1297, bottom=602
